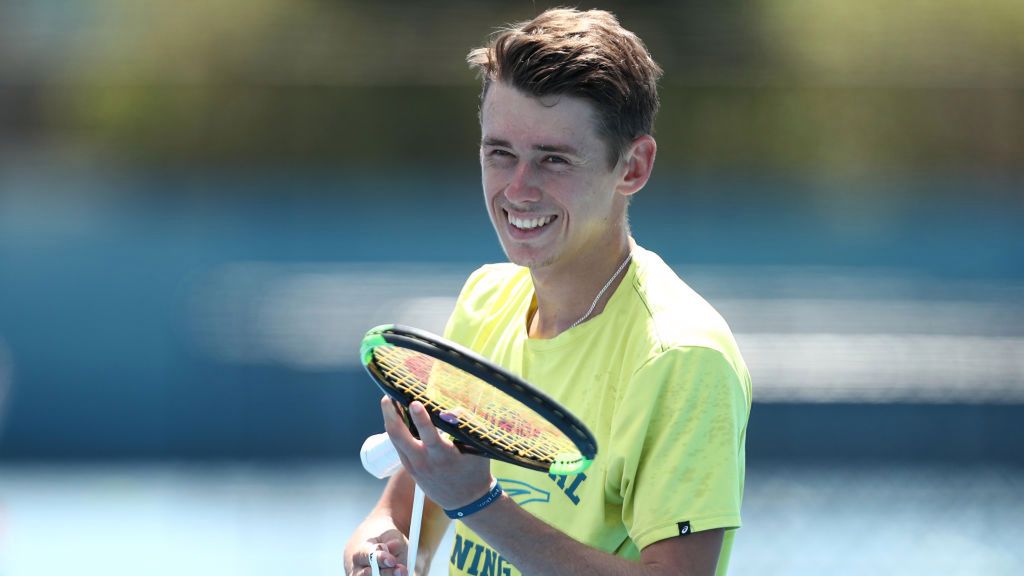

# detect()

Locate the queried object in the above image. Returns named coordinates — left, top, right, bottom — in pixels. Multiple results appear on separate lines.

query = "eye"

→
left=541, top=155, right=574, bottom=171
left=485, top=148, right=515, bottom=160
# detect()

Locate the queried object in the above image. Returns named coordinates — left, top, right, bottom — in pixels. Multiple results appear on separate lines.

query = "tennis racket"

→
left=360, top=324, right=597, bottom=476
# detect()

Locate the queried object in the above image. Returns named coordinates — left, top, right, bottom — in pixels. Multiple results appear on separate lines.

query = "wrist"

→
left=444, top=478, right=502, bottom=519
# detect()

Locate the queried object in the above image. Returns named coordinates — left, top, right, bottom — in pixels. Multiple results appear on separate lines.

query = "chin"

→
left=494, top=221, right=565, bottom=269
left=503, top=246, right=558, bottom=270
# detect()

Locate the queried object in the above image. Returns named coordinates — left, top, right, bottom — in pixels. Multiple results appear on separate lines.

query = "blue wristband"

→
left=444, top=480, right=503, bottom=519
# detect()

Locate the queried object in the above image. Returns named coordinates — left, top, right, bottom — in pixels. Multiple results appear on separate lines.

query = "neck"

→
left=527, top=236, right=634, bottom=339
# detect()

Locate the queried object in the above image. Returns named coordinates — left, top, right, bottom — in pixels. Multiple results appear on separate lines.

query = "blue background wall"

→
left=1, top=171, right=1020, bottom=463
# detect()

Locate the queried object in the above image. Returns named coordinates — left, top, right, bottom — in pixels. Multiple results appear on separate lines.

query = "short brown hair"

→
left=467, top=8, right=662, bottom=167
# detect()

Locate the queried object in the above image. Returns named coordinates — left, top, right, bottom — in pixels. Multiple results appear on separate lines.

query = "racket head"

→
left=360, top=324, right=597, bottom=475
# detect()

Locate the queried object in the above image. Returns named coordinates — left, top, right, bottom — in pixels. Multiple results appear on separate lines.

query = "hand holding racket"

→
left=361, top=324, right=597, bottom=476
left=357, top=324, right=598, bottom=576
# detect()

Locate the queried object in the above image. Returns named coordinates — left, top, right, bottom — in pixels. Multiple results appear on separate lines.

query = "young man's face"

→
left=479, top=81, right=629, bottom=272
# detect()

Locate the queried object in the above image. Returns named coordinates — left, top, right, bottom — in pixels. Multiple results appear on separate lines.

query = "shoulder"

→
left=455, top=262, right=530, bottom=309
left=444, top=262, right=530, bottom=344
left=462, top=262, right=526, bottom=293
left=620, top=247, right=747, bottom=377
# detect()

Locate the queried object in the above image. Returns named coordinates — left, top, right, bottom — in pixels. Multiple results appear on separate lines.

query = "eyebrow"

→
left=482, top=137, right=581, bottom=156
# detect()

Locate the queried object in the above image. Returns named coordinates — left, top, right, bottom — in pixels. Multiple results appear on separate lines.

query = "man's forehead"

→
left=483, top=83, right=596, bottom=119
left=481, top=83, right=602, bottom=149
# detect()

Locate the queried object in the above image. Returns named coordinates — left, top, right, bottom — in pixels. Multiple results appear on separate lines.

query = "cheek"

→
left=567, top=180, right=616, bottom=221
left=482, top=178, right=506, bottom=214
left=481, top=173, right=500, bottom=199
left=482, top=165, right=514, bottom=194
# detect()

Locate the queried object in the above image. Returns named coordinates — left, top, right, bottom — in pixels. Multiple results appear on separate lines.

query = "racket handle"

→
left=360, top=433, right=403, bottom=479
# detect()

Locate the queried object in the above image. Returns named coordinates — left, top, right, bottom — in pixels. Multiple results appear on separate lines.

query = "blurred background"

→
left=0, top=0, right=1021, bottom=574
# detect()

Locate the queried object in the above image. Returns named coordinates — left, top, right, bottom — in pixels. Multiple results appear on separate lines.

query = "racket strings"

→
left=374, top=347, right=579, bottom=463
left=380, top=354, right=560, bottom=457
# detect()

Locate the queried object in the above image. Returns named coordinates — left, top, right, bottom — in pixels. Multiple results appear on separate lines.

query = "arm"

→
left=383, top=397, right=724, bottom=576
left=344, top=467, right=451, bottom=576
left=462, top=495, right=723, bottom=576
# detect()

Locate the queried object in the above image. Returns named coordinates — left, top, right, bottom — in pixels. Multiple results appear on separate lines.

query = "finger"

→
left=353, top=543, right=398, bottom=571
left=381, top=396, right=422, bottom=458
left=369, top=553, right=407, bottom=576
left=408, top=401, right=447, bottom=450
left=364, top=556, right=405, bottom=576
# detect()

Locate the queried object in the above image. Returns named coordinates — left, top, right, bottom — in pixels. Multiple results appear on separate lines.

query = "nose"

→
left=504, top=161, right=541, bottom=204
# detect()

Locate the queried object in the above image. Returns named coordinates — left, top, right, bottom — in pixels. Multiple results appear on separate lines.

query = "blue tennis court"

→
left=1, top=462, right=1020, bottom=575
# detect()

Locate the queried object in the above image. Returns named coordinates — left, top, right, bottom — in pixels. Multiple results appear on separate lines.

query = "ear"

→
left=615, top=135, right=657, bottom=197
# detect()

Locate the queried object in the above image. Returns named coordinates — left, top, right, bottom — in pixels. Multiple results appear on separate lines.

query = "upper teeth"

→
left=509, top=214, right=554, bottom=230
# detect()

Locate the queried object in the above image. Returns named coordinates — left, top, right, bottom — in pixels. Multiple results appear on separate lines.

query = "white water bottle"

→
left=360, top=432, right=402, bottom=479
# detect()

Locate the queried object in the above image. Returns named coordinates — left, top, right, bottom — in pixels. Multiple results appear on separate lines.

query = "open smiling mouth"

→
left=505, top=210, right=557, bottom=232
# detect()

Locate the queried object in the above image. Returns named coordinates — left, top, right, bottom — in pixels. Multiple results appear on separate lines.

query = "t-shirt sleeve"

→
left=443, top=266, right=493, bottom=343
left=611, top=345, right=749, bottom=551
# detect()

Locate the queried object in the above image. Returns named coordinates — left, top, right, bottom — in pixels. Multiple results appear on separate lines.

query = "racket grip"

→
left=360, top=433, right=403, bottom=479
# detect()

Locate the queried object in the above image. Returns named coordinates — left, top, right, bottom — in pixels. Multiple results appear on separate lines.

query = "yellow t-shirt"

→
left=443, top=245, right=751, bottom=576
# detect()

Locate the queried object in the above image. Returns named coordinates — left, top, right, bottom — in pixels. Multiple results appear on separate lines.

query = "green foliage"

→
left=3, top=0, right=1021, bottom=178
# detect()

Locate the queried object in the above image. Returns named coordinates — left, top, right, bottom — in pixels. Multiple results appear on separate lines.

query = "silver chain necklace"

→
left=570, top=252, right=633, bottom=329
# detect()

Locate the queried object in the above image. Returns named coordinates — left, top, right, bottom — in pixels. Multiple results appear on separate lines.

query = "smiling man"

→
left=345, top=9, right=751, bottom=576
